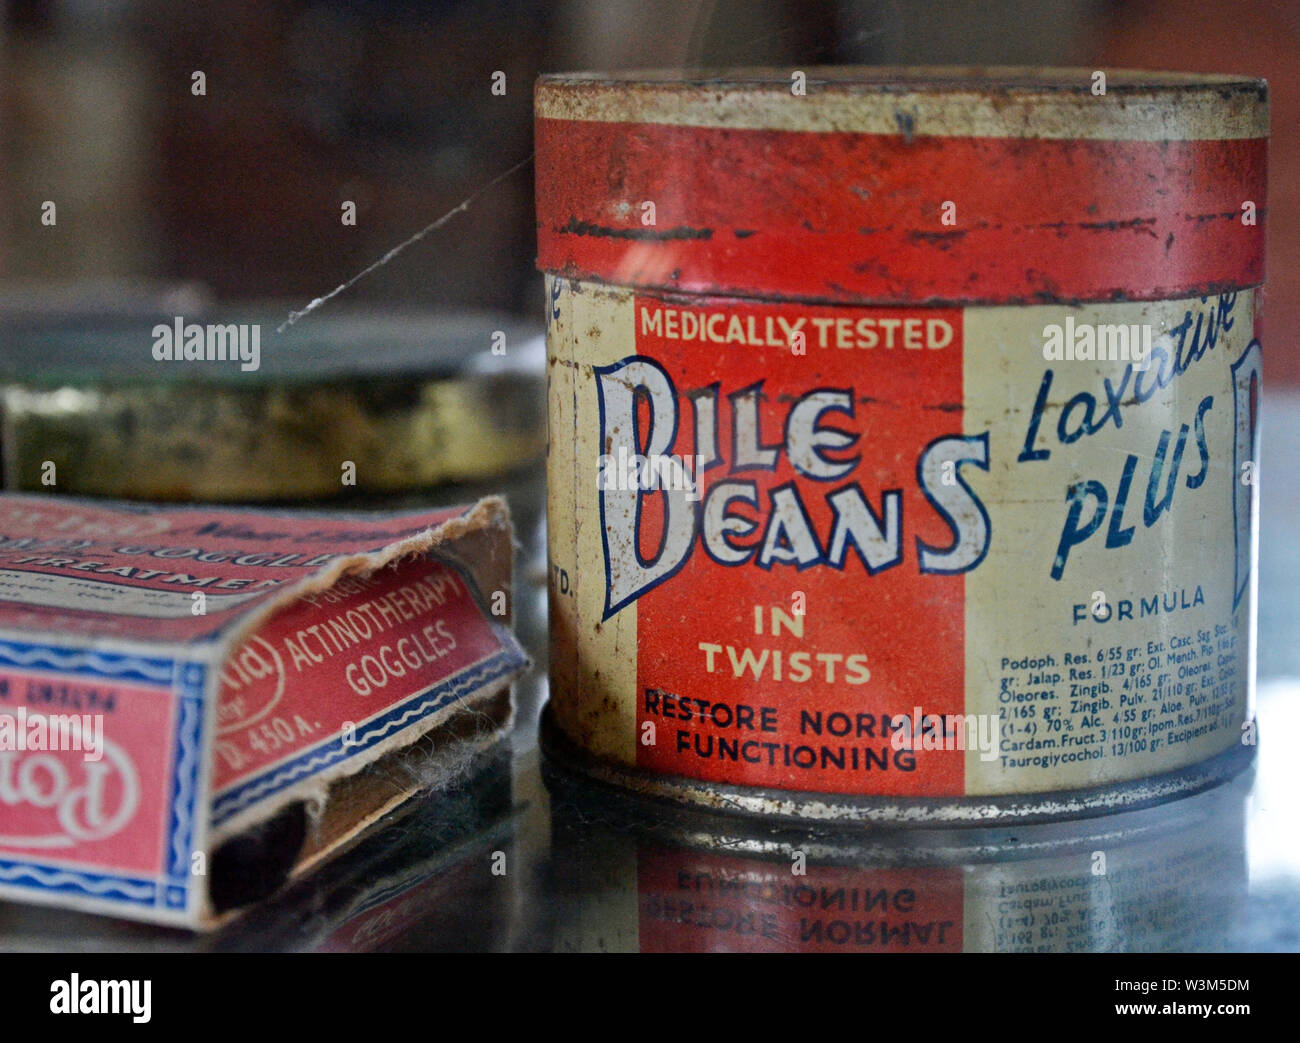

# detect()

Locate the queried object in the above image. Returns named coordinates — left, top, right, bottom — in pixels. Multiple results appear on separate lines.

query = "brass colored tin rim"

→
left=536, top=66, right=1269, bottom=141
left=540, top=66, right=1265, bottom=91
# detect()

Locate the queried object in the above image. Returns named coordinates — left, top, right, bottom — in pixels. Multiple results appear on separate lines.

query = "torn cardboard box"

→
left=0, top=493, right=529, bottom=928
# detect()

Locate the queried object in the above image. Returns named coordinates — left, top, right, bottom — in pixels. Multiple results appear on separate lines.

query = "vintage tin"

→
left=537, top=69, right=1267, bottom=823
left=0, top=309, right=544, bottom=503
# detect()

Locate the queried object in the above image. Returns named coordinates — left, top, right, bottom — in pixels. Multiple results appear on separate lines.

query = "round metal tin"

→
left=0, top=309, right=544, bottom=502
left=537, top=68, right=1267, bottom=824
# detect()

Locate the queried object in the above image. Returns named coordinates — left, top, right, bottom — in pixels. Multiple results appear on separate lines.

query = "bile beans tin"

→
left=536, top=69, right=1268, bottom=824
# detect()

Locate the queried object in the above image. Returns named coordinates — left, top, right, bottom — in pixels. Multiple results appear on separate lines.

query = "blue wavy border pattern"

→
left=211, top=646, right=527, bottom=826
left=0, top=637, right=172, bottom=684
left=0, top=644, right=194, bottom=915
left=163, top=662, right=206, bottom=909
left=0, top=859, right=157, bottom=905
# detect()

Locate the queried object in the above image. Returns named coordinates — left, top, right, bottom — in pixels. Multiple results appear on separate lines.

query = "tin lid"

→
left=535, top=67, right=1268, bottom=305
left=0, top=309, right=544, bottom=502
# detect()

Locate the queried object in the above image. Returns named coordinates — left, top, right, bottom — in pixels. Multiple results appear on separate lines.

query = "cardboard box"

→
left=0, top=494, right=528, bottom=927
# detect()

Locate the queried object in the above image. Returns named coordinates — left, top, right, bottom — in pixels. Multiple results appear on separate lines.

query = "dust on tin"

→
left=536, top=68, right=1267, bottom=824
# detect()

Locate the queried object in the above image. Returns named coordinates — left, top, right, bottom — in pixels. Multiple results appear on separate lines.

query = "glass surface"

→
left=1, top=393, right=1295, bottom=954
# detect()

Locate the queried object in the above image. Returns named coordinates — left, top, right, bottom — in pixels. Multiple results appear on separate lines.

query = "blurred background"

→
left=1, top=0, right=1295, bottom=375
left=1, top=0, right=1298, bottom=954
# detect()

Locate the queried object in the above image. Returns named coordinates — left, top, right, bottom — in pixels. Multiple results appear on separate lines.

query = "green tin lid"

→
left=0, top=307, right=544, bottom=502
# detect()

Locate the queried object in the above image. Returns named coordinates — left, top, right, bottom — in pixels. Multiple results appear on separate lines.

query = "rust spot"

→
left=557, top=216, right=713, bottom=241
left=910, top=229, right=968, bottom=246
left=1078, top=217, right=1158, bottom=239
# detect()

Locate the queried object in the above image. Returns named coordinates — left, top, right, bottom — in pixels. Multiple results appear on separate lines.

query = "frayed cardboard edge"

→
left=204, top=695, right=517, bottom=932
left=208, top=688, right=518, bottom=847
left=203, top=494, right=530, bottom=846
left=219, top=495, right=515, bottom=652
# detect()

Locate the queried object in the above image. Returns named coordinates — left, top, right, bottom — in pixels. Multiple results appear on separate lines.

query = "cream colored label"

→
left=963, top=295, right=1257, bottom=793
left=547, top=279, right=1259, bottom=799
left=546, top=278, right=638, bottom=761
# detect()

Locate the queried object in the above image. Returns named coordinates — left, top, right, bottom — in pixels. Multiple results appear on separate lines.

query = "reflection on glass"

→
left=547, top=766, right=1249, bottom=953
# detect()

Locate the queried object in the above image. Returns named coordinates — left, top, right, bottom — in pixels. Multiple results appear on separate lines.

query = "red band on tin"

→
left=536, top=119, right=1266, bottom=305
left=630, top=295, right=966, bottom=797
